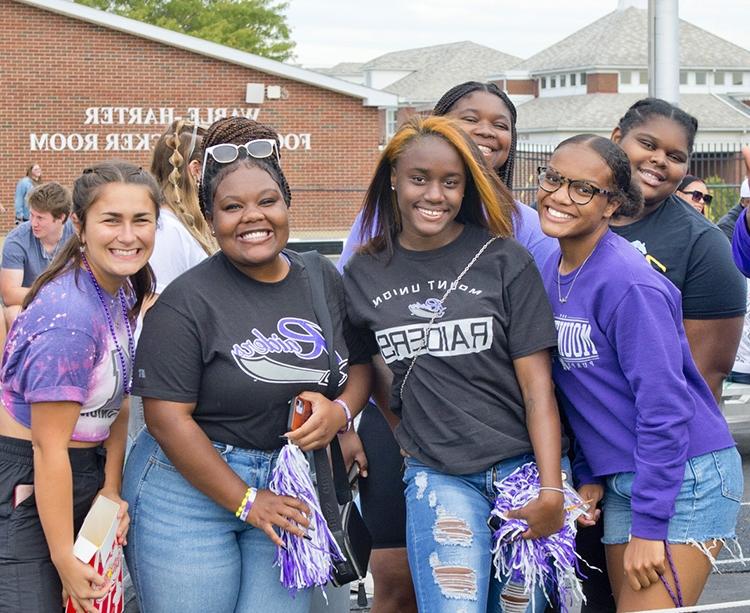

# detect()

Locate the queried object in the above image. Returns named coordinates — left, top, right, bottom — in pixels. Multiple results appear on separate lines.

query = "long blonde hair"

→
left=150, top=120, right=217, bottom=255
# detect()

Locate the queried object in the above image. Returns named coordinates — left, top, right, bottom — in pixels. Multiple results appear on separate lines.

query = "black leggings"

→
left=357, top=403, right=407, bottom=549
left=0, top=435, right=105, bottom=612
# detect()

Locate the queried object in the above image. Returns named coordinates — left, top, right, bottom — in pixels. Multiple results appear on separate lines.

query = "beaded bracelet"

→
left=235, top=487, right=257, bottom=522
left=334, top=398, right=352, bottom=433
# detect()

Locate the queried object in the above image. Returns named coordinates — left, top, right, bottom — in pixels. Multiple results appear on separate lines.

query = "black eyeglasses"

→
left=537, top=167, right=613, bottom=205
left=679, top=189, right=713, bottom=205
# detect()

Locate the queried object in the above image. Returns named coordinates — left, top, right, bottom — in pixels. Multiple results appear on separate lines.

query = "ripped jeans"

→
left=404, top=454, right=549, bottom=613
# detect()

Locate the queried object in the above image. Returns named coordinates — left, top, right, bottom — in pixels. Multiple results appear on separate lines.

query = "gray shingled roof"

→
left=516, top=93, right=750, bottom=132
left=362, top=41, right=521, bottom=104
left=513, top=7, right=750, bottom=73
left=315, top=62, right=365, bottom=76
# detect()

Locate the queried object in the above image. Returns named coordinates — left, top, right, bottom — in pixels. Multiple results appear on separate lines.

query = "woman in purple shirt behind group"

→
left=536, top=134, right=741, bottom=611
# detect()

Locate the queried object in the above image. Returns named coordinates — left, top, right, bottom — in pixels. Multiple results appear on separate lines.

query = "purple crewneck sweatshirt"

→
left=732, top=208, right=750, bottom=277
left=337, top=202, right=557, bottom=272
left=542, top=231, right=735, bottom=540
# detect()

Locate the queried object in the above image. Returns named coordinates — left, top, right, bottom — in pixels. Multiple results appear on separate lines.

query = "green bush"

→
left=704, top=176, right=739, bottom=223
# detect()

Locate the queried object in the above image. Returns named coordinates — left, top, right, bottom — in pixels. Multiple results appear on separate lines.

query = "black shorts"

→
left=0, top=435, right=105, bottom=612
left=357, top=403, right=407, bottom=549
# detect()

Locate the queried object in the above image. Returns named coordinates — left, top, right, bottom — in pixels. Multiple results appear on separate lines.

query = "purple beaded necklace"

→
left=81, top=254, right=136, bottom=395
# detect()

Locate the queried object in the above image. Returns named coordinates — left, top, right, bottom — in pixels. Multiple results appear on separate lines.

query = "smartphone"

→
left=287, top=395, right=313, bottom=431
left=348, top=461, right=361, bottom=485
left=13, top=484, right=34, bottom=508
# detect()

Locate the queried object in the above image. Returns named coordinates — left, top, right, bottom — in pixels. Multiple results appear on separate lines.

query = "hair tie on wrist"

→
left=334, top=398, right=352, bottom=433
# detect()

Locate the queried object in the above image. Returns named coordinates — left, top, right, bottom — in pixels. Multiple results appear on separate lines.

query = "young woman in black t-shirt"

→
left=344, top=116, right=565, bottom=613
left=122, top=117, right=372, bottom=613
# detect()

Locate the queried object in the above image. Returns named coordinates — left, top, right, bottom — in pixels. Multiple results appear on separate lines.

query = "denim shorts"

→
left=602, top=447, right=743, bottom=545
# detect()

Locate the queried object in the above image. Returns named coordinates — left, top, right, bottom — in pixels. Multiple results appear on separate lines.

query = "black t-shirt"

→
left=134, top=250, right=370, bottom=450
left=611, top=195, right=745, bottom=319
left=344, top=223, right=559, bottom=475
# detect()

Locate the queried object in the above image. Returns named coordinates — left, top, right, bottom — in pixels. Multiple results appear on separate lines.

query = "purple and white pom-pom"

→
left=490, top=462, right=589, bottom=613
left=270, top=443, right=344, bottom=596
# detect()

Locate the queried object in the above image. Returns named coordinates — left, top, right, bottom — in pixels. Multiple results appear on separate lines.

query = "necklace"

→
left=557, top=240, right=602, bottom=304
left=82, top=254, right=135, bottom=394
left=399, top=236, right=496, bottom=400
left=40, top=234, right=64, bottom=262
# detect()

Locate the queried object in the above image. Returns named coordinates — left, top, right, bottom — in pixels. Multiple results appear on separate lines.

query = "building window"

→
left=639, top=71, right=648, bottom=84
left=570, top=73, right=577, bottom=86
left=550, top=76, right=557, bottom=88
left=621, top=71, right=632, bottom=84
left=695, top=71, right=706, bottom=85
left=581, top=73, right=587, bottom=85
left=560, top=74, right=566, bottom=87
left=679, top=71, right=687, bottom=85
left=541, top=77, right=547, bottom=89
left=385, top=108, right=398, bottom=142
left=733, top=72, right=744, bottom=86
left=715, top=71, right=725, bottom=85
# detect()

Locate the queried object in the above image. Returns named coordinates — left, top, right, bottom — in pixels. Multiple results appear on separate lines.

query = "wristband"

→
left=235, top=487, right=257, bottom=522
left=334, top=398, right=352, bottom=433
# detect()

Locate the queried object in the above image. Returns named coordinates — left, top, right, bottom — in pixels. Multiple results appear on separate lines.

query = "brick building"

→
left=1, top=0, right=397, bottom=237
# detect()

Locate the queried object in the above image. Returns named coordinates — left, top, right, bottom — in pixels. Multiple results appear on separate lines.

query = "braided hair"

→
left=433, top=81, right=518, bottom=189
left=199, top=117, right=291, bottom=218
left=151, top=119, right=217, bottom=255
left=616, top=98, right=699, bottom=155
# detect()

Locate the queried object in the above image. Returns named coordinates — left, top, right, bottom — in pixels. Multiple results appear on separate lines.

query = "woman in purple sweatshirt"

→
left=537, top=134, right=742, bottom=611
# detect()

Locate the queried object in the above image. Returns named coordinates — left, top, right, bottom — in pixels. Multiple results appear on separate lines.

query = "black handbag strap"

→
left=300, top=251, right=352, bottom=507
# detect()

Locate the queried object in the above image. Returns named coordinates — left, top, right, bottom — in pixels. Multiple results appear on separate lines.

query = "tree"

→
left=76, top=0, right=295, bottom=61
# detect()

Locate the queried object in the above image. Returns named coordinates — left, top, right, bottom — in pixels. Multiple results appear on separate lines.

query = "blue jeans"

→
left=122, top=429, right=312, bottom=613
left=403, top=454, right=558, bottom=613
left=602, top=447, right=743, bottom=546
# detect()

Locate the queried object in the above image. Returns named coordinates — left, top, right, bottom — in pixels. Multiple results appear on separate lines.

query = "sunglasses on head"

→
left=202, top=139, right=280, bottom=180
left=680, top=189, right=712, bottom=205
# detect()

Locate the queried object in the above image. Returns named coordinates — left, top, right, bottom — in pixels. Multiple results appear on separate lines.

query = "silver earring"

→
left=390, top=185, right=395, bottom=191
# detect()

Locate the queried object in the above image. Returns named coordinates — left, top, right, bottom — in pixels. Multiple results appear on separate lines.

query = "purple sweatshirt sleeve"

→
left=338, top=210, right=369, bottom=273
left=732, top=208, right=750, bottom=277
left=571, top=438, right=601, bottom=487
left=607, top=285, right=695, bottom=540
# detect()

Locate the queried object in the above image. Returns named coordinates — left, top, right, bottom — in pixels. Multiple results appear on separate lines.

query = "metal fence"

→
left=513, top=143, right=746, bottom=222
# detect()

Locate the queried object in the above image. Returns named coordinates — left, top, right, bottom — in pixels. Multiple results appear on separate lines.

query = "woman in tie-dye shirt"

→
left=0, top=161, right=159, bottom=613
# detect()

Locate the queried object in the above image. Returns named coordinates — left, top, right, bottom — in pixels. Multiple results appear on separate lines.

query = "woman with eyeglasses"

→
left=537, top=134, right=741, bottom=611
left=675, top=174, right=712, bottom=215
left=121, top=117, right=372, bottom=613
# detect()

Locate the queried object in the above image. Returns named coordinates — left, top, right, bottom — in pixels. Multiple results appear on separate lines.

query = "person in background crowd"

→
left=610, top=98, right=745, bottom=403
left=122, top=117, right=372, bottom=613
left=719, top=178, right=750, bottom=242
left=537, top=134, right=742, bottom=611
left=0, top=182, right=75, bottom=328
left=147, top=119, right=216, bottom=297
left=732, top=148, right=750, bottom=275
left=127, top=120, right=218, bottom=440
left=337, top=81, right=557, bottom=613
left=344, top=116, right=565, bottom=613
left=0, top=161, right=157, bottom=612
left=14, top=164, right=42, bottom=224
left=675, top=174, right=712, bottom=215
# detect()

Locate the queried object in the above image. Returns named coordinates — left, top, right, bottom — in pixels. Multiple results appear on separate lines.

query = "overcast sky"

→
left=285, top=0, right=749, bottom=68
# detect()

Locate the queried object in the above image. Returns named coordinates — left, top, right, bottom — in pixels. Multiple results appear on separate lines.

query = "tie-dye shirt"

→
left=1, top=268, right=133, bottom=442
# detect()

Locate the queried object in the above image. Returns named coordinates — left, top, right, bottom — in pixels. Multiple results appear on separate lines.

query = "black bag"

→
left=301, top=251, right=372, bottom=587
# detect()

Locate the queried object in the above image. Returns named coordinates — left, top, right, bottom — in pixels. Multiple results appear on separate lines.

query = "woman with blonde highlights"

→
left=344, top=116, right=566, bottom=612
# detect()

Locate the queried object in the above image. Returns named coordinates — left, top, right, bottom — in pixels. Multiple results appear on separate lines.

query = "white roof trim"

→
left=16, top=0, right=398, bottom=108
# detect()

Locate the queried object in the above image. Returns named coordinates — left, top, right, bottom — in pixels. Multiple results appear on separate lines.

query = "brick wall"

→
left=1, top=0, right=385, bottom=236
left=586, top=73, right=619, bottom=94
